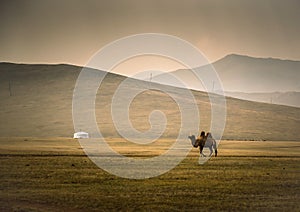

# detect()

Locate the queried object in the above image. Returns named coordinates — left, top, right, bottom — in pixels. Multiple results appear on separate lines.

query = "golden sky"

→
left=1, top=0, right=299, bottom=67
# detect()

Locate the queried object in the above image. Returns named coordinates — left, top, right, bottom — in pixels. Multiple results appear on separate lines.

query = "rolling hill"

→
left=0, top=62, right=299, bottom=140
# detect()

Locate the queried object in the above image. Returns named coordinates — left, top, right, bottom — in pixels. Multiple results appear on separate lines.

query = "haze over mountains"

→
left=0, top=62, right=299, bottom=140
left=212, top=54, right=300, bottom=92
left=154, top=54, right=300, bottom=107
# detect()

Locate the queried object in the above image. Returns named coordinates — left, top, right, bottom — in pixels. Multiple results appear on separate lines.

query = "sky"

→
left=1, top=0, right=300, bottom=70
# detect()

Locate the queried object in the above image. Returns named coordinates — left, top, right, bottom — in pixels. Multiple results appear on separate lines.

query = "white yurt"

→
left=73, top=131, right=89, bottom=139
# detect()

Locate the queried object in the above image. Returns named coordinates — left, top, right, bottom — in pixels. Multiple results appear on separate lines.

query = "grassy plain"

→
left=0, top=138, right=299, bottom=211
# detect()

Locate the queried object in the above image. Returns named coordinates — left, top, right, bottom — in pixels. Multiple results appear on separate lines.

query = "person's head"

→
left=200, top=131, right=205, bottom=137
left=207, top=132, right=212, bottom=138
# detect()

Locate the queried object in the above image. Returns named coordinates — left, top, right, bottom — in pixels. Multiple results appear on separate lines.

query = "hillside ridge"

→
left=0, top=62, right=299, bottom=140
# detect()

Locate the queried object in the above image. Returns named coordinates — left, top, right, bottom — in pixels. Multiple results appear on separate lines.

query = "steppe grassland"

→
left=1, top=137, right=299, bottom=211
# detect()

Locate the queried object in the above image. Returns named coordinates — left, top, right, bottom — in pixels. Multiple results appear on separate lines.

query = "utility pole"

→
left=149, top=73, right=152, bottom=89
left=9, top=81, right=12, bottom=96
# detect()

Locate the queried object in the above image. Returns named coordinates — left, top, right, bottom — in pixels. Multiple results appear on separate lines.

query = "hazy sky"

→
left=1, top=0, right=300, bottom=67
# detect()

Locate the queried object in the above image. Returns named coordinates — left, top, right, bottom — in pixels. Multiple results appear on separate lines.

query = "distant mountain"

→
left=213, top=54, right=300, bottom=92
left=153, top=54, right=300, bottom=107
left=0, top=62, right=300, bottom=140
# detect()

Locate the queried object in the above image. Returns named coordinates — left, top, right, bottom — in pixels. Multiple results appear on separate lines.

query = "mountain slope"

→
left=0, top=62, right=299, bottom=140
left=213, top=54, right=300, bottom=92
left=225, top=91, right=300, bottom=108
left=161, top=54, right=300, bottom=107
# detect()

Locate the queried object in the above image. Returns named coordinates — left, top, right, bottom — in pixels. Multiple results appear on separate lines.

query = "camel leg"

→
left=199, top=145, right=205, bottom=157
left=208, top=146, right=213, bottom=157
left=199, top=146, right=202, bottom=156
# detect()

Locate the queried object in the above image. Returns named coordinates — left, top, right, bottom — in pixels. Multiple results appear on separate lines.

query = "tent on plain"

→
left=73, top=131, right=89, bottom=139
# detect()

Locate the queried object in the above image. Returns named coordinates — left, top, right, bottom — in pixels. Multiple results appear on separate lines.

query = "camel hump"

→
left=196, top=136, right=206, bottom=146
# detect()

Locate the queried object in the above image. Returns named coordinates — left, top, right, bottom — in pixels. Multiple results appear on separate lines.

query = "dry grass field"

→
left=0, top=137, right=299, bottom=211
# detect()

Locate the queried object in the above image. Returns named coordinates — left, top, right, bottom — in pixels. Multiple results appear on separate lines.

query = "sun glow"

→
left=111, top=55, right=187, bottom=77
